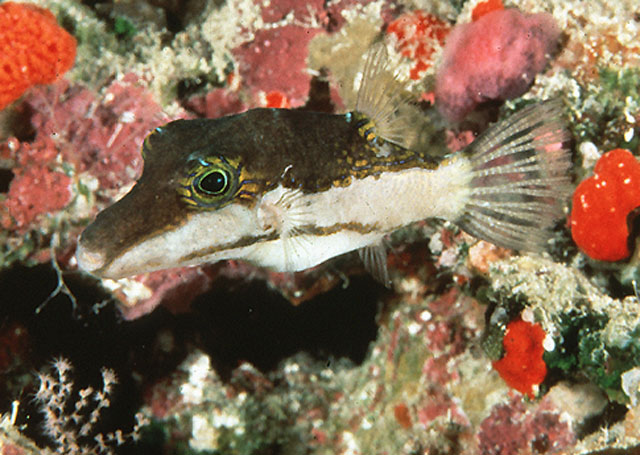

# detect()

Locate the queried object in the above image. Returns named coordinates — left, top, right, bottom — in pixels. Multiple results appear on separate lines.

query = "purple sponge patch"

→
left=435, top=8, right=560, bottom=122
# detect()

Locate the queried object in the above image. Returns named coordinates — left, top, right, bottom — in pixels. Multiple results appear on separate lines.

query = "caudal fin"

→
left=457, top=100, right=572, bottom=251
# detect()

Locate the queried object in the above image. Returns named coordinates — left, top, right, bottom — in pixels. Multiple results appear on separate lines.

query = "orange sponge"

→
left=0, top=2, right=76, bottom=110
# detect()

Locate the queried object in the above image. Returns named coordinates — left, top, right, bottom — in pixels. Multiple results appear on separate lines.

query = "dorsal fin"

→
left=354, top=42, right=412, bottom=150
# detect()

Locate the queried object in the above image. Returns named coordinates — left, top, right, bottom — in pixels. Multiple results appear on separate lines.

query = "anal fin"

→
left=358, top=241, right=391, bottom=287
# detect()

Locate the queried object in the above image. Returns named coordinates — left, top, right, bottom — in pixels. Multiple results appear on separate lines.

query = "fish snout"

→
left=75, top=240, right=107, bottom=274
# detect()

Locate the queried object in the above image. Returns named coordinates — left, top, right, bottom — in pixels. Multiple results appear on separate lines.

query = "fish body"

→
left=76, top=46, right=571, bottom=282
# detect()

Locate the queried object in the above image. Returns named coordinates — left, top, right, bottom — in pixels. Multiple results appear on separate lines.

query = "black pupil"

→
left=200, top=170, right=228, bottom=194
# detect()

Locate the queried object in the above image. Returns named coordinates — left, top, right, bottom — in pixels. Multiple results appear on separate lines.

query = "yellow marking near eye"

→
left=238, top=168, right=261, bottom=194
left=182, top=198, right=199, bottom=207
left=177, top=187, right=192, bottom=197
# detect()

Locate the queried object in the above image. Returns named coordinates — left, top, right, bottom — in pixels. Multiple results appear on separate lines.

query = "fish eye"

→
left=197, top=169, right=229, bottom=195
left=179, top=157, right=240, bottom=209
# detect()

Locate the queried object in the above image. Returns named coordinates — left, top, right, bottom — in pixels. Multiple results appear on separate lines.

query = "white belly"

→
left=240, top=231, right=384, bottom=272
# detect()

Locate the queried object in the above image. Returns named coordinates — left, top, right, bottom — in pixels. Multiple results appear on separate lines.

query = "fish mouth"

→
left=75, top=241, right=145, bottom=279
left=75, top=241, right=118, bottom=278
left=76, top=234, right=155, bottom=279
left=75, top=242, right=106, bottom=273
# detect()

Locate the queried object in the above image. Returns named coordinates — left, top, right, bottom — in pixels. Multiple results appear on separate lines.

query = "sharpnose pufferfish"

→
left=76, top=45, right=572, bottom=284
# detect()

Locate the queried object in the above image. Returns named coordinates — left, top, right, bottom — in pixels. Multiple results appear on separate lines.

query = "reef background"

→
left=1, top=0, right=640, bottom=454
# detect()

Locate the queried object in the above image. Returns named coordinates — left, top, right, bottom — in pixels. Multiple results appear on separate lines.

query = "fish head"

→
left=76, top=116, right=270, bottom=279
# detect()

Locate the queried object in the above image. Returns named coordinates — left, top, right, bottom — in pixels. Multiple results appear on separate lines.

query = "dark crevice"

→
left=176, top=76, right=209, bottom=100
left=0, top=265, right=149, bottom=452
left=2, top=102, right=37, bottom=142
left=0, top=168, right=14, bottom=193
left=83, top=0, right=207, bottom=36
left=191, top=275, right=384, bottom=380
left=627, top=206, right=640, bottom=259
left=0, top=263, right=385, bottom=453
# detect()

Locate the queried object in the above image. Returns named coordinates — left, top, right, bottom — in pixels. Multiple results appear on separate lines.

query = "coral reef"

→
left=131, top=288, right=576, bottom=454
left=1, top=0, right=640, bottom=454
left=0, top=75, right=172, bottom=278
left=386, top=10, right=450, bottom=81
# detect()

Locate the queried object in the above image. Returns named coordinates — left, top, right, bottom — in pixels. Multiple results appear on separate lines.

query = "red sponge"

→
left=493, top=319, right=547, bottom=399
left=0, top=2, right=76, bottom=110
left=435, top=8, right=560, bottom=122
left=570, top=149, right=640, bottom=261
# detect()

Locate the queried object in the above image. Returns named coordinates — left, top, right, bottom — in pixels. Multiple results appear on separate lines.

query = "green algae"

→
left=113, top=16, right=137, bottom=40
left=0, top=231, right=39, bottom=268
left=571, top=67, right=640, bottom=153
left=578, top=325, right=640, bottom=403
left=481, top=322, right=506, bottom=362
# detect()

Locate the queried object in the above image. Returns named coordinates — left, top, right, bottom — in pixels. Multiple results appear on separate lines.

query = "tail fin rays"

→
left=457, top=100, right=572, bottom=252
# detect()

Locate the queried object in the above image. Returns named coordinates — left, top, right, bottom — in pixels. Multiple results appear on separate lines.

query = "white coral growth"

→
left=33, top=357, right=148, bottom=455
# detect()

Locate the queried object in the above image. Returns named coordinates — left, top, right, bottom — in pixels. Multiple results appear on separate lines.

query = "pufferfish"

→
left=76, top=44, right=572, bottom=284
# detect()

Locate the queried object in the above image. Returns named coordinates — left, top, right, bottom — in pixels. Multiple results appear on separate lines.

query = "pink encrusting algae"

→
left=24, top=75, right=170, bottom=190
left=186, top=88, right=246, bottom=119
left=435, top=7, right=560, bottom=121
left=2, top=150, right=72, bottom=231
left=478, top=396, right=573, bottom=454
left=232, top=25, right=324, bottom=108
